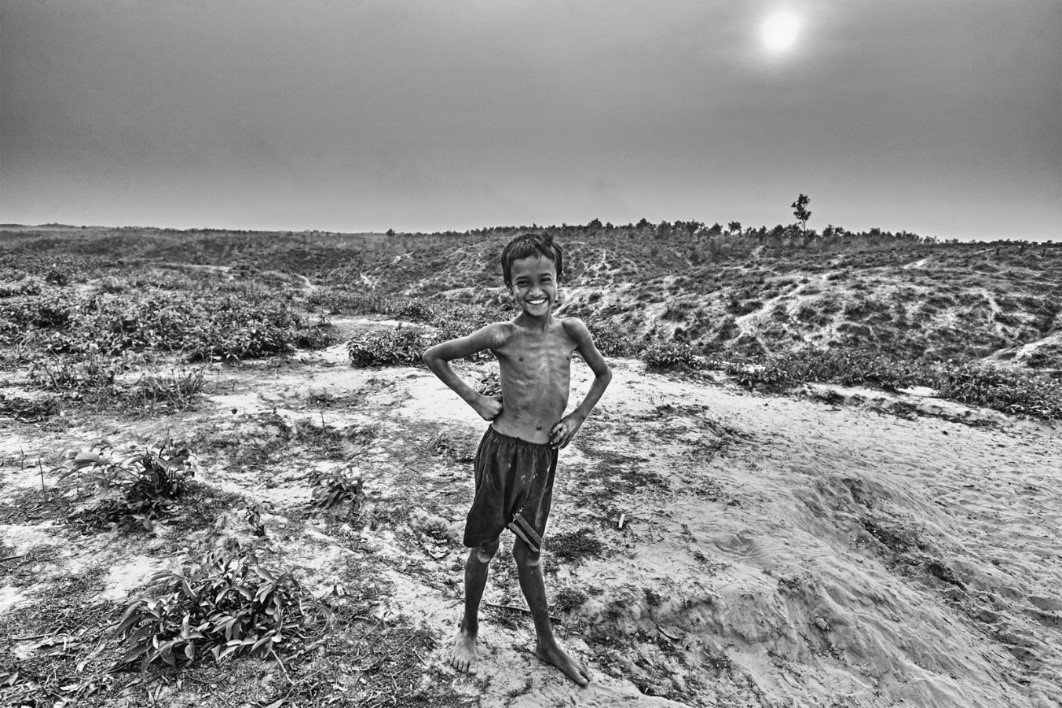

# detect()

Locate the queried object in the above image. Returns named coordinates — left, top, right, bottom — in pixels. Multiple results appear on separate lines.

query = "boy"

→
left=422, top=232, right=612, bottom=686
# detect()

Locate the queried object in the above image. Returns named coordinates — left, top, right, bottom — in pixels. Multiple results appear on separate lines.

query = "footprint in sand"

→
left=710, top=530, right=762, bottom=560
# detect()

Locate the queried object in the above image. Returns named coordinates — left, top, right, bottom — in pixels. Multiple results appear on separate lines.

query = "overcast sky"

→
left=1, top=0, right=1059, bottom=240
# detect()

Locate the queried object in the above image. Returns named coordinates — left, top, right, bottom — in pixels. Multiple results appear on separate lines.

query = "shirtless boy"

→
left=422, top=232, right=612, bottom=686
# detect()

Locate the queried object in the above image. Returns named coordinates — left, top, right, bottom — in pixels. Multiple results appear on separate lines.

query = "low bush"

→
left=930, top=362, right=1062, bottom=419
left=644, top=342, right=703, bottom=372
left=347, top=326, right=431, bottom=367
left=58, top=442, right=197, bottom=531
left=3, top=287, right=334, bottom=360
left=29, top=354, right=205, bottom=410
left=590, top=325, right=646, bottom=358
left=771, top=349, right=920, bottom=392
left=311, top=467, right=365, bottom=512
left=345, top=302, right=508, bottom=367
left=28, top=353, right=126, bottom=398
left=114, top=548, right=312, bottom=670
left=127, top=368, right=206, bottom=409
left=695, top=346, right=1062, bottom=420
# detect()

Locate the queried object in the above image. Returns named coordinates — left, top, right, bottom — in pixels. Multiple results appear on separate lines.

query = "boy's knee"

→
left=512, top=541, right=540, bottom=567
left=474, top=539, right=499, bottom=563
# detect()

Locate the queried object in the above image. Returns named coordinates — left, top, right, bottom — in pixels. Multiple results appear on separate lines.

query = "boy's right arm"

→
left=422, top=324, right=507, bottom=421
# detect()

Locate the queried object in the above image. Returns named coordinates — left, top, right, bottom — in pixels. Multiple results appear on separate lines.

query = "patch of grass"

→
left=0, top=574, right=124, bottom=707
left=125, top=367, right=206, bottom=409
left=549, top=527, right=604, bottom=562
left=553, top=587, right=588, bottom=612
left=0, top=392, right=60, bottom=422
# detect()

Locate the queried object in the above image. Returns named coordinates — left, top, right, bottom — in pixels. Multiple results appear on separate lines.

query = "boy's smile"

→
left=509, top=255, right=558, bottom=318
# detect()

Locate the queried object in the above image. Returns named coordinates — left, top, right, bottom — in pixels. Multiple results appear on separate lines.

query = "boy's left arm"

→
left=550, top=319, right=613, bottom=449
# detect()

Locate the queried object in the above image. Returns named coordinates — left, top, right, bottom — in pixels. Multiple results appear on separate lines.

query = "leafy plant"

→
left=310, top=467, right=365, bottom=512
left=28, top=352, right=125, bottom=397
left=114, top=548, right=311, bottom=670
left=644, top=342, right=703, bottom=372
left=58, top=442, right=196, bottom=530
left=930, top=362, right=1062, bottom=419
left=346, top=326, right=431, bottom=367
left=4, top=286, right=333, bottom=360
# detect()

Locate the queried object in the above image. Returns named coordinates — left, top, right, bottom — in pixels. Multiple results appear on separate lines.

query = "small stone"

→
left=814, top=616, right=829, bottom=631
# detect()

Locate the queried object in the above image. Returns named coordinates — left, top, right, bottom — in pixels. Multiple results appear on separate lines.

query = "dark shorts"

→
left=463, top=426, right=558, bottom=553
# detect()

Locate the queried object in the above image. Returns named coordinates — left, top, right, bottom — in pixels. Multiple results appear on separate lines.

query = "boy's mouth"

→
left=525, top=297, right=548, bottom=305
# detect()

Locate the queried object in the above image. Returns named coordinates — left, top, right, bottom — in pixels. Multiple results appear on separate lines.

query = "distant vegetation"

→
left=1, top=221, right=1059, bottom=419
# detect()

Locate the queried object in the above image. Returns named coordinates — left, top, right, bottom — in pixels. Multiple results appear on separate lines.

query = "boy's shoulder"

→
left=476, top=320, right=519, bottom=349
left=559, top=316, right=592, bottom=341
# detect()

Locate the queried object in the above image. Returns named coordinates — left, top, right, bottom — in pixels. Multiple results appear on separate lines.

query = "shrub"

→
left=114, top=548, right=311, bottom=670
left=29, top=355, right=205, bottom=409
left=311, top=467, right=365, bottom=511
left=930, top=363, right=1062, bottom=419
left=590, top=326, right=645, bottom=358
left=347, top=326, right=431, bottom=367
left=28, top=353, right=125, bottom=398
left=771, top=348, right=919, bottom=392
left=644, top=342, right=702, bottom=372
left=127, top=368, right=206, bottom=409
left=58, top=442, right=197, bottom=531
left=4, top=287, right=333, bottom=360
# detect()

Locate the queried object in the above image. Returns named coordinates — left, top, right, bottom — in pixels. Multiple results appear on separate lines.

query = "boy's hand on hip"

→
left=472, top=395, right=502, bottom=421
left=549, top=415, right=583, bottom=449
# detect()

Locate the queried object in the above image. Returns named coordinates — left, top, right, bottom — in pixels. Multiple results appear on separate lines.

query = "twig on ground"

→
left=656, top=624, right=683, bottom=642
left=271, top=648, right=293, bottom=686
left=485, top=602, right=561, bottom=623
left=0, top=555, right=22, bottom=563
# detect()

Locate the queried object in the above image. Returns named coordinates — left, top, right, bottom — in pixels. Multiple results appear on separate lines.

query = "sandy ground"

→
left=1, top=329, right=1061, bottom=707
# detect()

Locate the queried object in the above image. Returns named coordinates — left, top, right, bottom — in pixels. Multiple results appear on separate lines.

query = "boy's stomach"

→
left=490, top=408, right=560, bottom=446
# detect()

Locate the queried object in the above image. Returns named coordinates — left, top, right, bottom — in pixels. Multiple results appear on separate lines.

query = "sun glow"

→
left=762, top=11, right=801, bottom=52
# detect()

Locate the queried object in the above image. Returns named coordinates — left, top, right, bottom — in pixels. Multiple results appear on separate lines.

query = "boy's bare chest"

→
left=495, top=330, right=576, bottom=378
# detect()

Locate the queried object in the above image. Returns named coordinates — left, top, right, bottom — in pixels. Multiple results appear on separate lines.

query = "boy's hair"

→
left=500, top=232, right=564, bottom=289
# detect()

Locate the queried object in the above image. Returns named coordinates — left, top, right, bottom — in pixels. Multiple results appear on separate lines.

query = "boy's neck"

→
left=513, top=311, right=554, bottom=331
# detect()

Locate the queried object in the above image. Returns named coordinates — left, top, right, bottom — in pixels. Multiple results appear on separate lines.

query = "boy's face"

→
left=509, top=254, right=558, bottom=318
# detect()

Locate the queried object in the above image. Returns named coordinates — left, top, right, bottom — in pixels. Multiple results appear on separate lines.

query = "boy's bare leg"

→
left=449, top=539, right=499, bottom=674
left=513, top=538, right=590, bottom=686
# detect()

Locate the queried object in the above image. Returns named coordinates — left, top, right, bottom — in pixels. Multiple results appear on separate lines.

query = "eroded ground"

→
left=1, top=324, right=1061, bottom=707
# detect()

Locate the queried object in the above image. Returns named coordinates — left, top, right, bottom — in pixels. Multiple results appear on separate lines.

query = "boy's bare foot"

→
left=536, top=640, right=590, bottom=686
left=448, top=627, right=479, bottom=674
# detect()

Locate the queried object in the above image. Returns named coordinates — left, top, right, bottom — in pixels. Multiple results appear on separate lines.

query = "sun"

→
left=762, top=11, right=801, bottom=52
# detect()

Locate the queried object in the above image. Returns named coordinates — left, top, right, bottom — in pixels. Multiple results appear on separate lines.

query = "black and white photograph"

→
left=1, top=1, right=1060, bottom=706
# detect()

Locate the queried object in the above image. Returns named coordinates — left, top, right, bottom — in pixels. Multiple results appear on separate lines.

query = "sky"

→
left=1, top=0, right=1059, bottom=241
